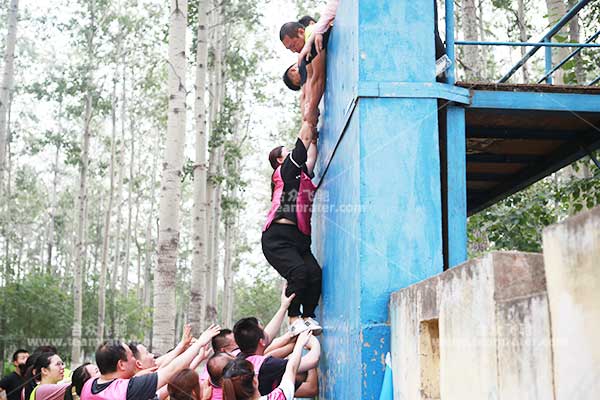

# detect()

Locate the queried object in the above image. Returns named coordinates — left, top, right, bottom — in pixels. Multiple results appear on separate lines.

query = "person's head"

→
left=211, top=329, right=237, bottom=354
left=35, top=352, right=65, bottom=384
left=71, top=363, right=100, bottom=396
left=95, top=340, right=136, bottom=378
left=232, top=318, right=266, bottom=355
left=167, top=369, right=201, bottom=400
left=298, top=15, right=316, bottom=27
left=268, top=146, right=289, bottom=170
left=12, top=349, right=29, bottom=374
left=207, top=353, right=235, bottom=388
left=221, top=358, right=257, bottom=400
left=283, top=63, right=302, bottom=91
left=128, top=342, right=156, bottom=372
left=280, top=21, right=306, bottom=53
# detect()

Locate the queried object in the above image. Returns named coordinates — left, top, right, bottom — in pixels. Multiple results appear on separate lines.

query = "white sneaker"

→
left=289, top=318, right=310, bottom=337
left=304, top=317, right=323, bottom=336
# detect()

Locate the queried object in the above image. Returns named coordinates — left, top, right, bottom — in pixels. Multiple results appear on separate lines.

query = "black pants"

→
left=262, top=223, right=322, bottom=318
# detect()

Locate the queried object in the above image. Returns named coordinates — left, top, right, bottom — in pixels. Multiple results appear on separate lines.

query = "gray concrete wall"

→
left=543, top=206, right=600, bottom=399
left=390, top=252, right=550, bottom=400
left=390, top=206, right=600, bottom=399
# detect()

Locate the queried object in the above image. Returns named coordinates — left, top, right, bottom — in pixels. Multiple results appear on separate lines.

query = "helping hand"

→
left=281, top=283, right=296, bottom=309
left=198, top=324, right=221, bottom=346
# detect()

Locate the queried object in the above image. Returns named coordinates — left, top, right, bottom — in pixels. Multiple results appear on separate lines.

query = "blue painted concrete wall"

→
left=313, top=0, right=454, bottom=398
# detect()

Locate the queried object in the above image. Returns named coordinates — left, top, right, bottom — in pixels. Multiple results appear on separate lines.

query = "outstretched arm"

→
left=156, top=324, right=193, bottom=368
left=294, top=368, right=319, bottom=398
left=303, top=53, right=326, bottom=127
left=263, top=285, right=295, bottom=345
left=306, top=137, right=318, bottom=176
left=156, top=325, right=221, bottom=389
left=298, top=0, right=338, bottom=62
left=298, top=336, right=321, bottom=373
left=281, top=331, right=313, bottom=385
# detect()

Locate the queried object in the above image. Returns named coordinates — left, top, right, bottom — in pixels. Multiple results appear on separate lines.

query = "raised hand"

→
left=198, top=324, right=221, bottom=346
left=295, top=330, right=313, bottom=351
left=281, top=283, right=296, bottom=309
left=180, top=323, right=193, bottom=349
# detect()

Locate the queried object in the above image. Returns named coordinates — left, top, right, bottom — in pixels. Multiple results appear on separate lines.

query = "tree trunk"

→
left=222, top=219, right=233, bottom=327
left=144, top=127, right=160, bottom=343
left=153, top=0, right=188, bottom=354
left=567, top=0, right=584, bottom=84
left=517, top=0, right=530, bottom=82
left=462, top=0, right=480, bottom=80
left=97, top=77, right=118, bottom=344
left=71, top=0, right=95, bottom=367
left=123, top=62, right=133, bottom=296
left=189, top=0, right=210, bottom=335
left=0, top=0, right=18, bottom=195
left=206, top=14, right=225, bottom=322
left=545, top=0, right=569, bottom=84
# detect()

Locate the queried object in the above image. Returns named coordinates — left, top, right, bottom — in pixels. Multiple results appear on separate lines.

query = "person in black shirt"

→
left=0, top=349, right=29, bottom=400
left=262, top=122, right=322, bottom=335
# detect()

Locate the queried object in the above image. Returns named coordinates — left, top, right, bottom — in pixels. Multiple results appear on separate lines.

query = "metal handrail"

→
left=446, top=0, right=595, bottom=84
left=537, top=29, right=600, bottom=83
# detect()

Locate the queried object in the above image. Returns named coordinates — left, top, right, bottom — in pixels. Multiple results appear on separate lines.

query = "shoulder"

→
left=260, top=356, right=288, bottom=372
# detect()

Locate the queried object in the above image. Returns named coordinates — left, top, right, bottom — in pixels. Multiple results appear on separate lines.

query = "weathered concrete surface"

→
left=494, top=253, right=554, bottom=400
left=390, top=251, right=552, bottom=400
left=543, top=206, right=600, bottom=399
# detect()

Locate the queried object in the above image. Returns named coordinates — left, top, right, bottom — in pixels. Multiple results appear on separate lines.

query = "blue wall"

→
left=313, top=1, right=452, bottom=397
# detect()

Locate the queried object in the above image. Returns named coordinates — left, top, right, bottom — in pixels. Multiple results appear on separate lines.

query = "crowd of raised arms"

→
left=0, top=2, right=340, bottom=400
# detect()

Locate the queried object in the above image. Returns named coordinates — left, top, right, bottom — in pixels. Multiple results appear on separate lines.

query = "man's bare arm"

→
left=304, top=52, right=326, bottom=126
left=298, top=336, right=321, bottom=373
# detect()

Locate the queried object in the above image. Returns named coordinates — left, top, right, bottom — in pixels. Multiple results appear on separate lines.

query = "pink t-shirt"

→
left=33, top=383, right=71, bottom=400
left=259, top=379, right=295, bottom=400
left=199, top=367, right=222, bottom=400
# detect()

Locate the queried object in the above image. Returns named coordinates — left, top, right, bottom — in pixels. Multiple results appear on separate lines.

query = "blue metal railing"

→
left=444, top=0, right=599, bottom=86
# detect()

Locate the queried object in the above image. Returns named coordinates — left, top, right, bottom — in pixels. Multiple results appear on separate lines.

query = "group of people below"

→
left=0, top=286, right=320, bottom=400
left=0, top=3, right=341, bottom=400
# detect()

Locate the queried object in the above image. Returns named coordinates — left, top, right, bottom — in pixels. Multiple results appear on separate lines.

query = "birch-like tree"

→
left=97, top=75, right=119, bottom=343
left=0, top=0, right=19, bottom=195
left=189, top=0, right=210, bottom=335
left=71, top=0, right=98, bottom=365
left=153, top=0, right=188, bottom=353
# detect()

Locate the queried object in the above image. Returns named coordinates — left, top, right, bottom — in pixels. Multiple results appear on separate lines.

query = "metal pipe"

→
left=588, top=75, right=600, bottom=86
left=497, top=0, right=591, bottom=83
left=544, top=38, right=553, bottom=84
left=538, top=28, right=600, bottom=83
left=445, top=0, right=456, bottom=84
left=455, top=41, right=600, bottom=48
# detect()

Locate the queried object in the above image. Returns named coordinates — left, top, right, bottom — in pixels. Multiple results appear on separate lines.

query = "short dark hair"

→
left=207, top=352, right=234, bottom=387
left=33, top=345, right=57, bottom=355
left=211, top=329, right=233, bottom=353
left=95, top=340, right=128, bottom=374
left=128, top=342, right=142, bottom=360
left=221, top=359, right=254, bottom=400
left=12, top=349, right=28, bottom=362
left=283, top=64, right=301, bottom=91
left=233, top=318, right=264, bottom=354
left=298, top=15, right=316, bottom=27
left=268, top=146, right=284, bottom=170
left=280, top=21, right=304, bottom=41
left=71, top=363, right=93, bottom=397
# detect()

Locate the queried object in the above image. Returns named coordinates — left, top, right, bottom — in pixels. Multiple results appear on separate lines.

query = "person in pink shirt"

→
left=221, top=331, right=313, bottom=400
left=32, top=363, right=100, bottom=400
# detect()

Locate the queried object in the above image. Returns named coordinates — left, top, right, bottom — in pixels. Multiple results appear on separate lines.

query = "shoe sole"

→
left=307, top=325, right=323, bottom=336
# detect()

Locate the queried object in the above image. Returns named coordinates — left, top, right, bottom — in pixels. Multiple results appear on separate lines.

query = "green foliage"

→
left=469, top=157, right=600, bottom=256
left=233, top=269, right=281, bottom=326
